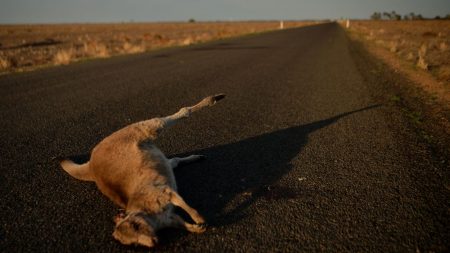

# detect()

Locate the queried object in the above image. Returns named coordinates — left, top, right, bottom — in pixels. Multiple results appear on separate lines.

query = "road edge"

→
left=345, top=30, right=449, bottom=173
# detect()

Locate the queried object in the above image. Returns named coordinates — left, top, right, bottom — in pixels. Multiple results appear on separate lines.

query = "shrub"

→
left=439, top=42, right=448, bottom=51
left=53, top=49, right=73, bottom=65
left=416, top=44, right=429, bottom=70
left=0, top=56, right=11, bottom=70
left=389, top=41, right=398, bottom=53
left=122, top=42, right=145, bottom=54
left=83, top=41, right=109, bottom=58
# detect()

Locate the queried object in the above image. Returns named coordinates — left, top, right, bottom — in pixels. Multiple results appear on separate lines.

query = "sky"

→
left=1, top=0, right=449, bottom=24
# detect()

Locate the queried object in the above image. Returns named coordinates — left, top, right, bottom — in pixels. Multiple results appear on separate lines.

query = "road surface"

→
left=0, top=23, right=448, bottom=252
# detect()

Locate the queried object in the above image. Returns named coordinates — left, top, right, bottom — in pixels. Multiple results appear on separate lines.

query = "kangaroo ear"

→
left=138, top=235, right=158, bottom=248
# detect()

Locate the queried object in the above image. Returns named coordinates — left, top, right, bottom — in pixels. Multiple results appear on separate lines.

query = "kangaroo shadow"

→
left=172, top=105, right=380, bottom=227
left=60, top=105, right=380, bottom=248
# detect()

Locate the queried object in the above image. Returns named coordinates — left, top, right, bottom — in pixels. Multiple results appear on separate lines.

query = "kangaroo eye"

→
left=131, top=222, right=140, bottom=231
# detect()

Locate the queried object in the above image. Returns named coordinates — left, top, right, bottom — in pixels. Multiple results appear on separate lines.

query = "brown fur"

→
left=60, top=94, right=225, bottom=248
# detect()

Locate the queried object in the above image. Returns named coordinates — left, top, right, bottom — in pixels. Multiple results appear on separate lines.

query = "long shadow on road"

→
left=64, top=105, right=380, bottom=247
left=173, top=105, right=380, bottom=228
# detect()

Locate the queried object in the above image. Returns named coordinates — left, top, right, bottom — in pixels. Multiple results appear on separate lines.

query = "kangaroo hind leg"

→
left=131, top=94, right=225, bottom=140
left=161, top=94, right=226, bottom=128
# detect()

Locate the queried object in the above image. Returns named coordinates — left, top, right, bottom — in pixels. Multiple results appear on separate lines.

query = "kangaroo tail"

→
left=60, top=159, right=94, bottom=181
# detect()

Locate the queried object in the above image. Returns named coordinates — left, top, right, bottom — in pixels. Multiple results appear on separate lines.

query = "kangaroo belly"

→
left=90, top=134, right=176, bottom=207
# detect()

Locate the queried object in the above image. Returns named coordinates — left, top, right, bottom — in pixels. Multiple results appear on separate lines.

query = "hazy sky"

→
left=1, top=0, right=449, bottom=23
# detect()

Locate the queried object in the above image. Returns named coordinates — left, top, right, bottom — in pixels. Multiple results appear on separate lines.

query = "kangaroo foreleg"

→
left=168, top=155, right=205, bottom=169
left=167, top=214, right=206, bottom=233
left=167, top=188, right=205, bottom=224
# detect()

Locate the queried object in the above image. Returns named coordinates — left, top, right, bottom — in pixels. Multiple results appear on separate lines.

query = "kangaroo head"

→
left=112, top=212, right=157, bottom=248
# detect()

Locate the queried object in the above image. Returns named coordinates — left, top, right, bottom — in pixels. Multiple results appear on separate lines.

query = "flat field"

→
left=348, top=20, right=450, bottom=84
left=0, top=21, right=319, bottom=73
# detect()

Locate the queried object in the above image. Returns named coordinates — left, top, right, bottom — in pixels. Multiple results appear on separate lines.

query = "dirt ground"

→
left=346, top=20, right=450, bottom=111
left=0, top=21, right=320, bottom=73
left=347, top=20, right=450, bottom=85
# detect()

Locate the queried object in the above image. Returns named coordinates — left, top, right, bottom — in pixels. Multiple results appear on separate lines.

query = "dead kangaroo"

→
left=60, top=94, right=225, bottom=248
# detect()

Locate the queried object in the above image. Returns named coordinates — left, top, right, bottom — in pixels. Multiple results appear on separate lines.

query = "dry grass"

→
left=346, top=20, right=450, bottom=108
left=439, top=41, right=448, bottom=52
left=53, top=48, right=73, bottom=65
left=347, top=20, right=450, bottom=83
left=0, top=56, right=10, bottom=70
left=122, top=41, right=145, bottom=54
left=0, top=21, right=321, bottom=73
left=417, top=43, right=428, bottom=70
left=83, top=41, right=109, bottom=58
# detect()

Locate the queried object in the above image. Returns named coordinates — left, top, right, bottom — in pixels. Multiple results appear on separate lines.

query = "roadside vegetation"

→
left=344, top=12, right=450, bottom=161
left=345, top=16, right=449, bottom=107
left=0, top=21, right=320, bottom=74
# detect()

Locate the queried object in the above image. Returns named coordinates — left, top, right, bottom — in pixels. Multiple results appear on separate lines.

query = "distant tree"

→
left=409, top=12, right=425, bottom=20
left=371, top=10, right=430, bottom=21
left=446, top=14, right=450, bottom=20
left=378, top=11, right=401, bottom=20
left=407, top=12, right=416, bottom=20
left=188, top=18, right=196, bottom=23
left=391, top=11, right=402, bottom=20
left=370, top=12, right=382, bottom=20
left=434, top=15, right=441, bottom=19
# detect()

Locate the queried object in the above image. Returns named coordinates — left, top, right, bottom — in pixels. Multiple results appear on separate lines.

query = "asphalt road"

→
left=0, top=23, right=449, bottom=252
